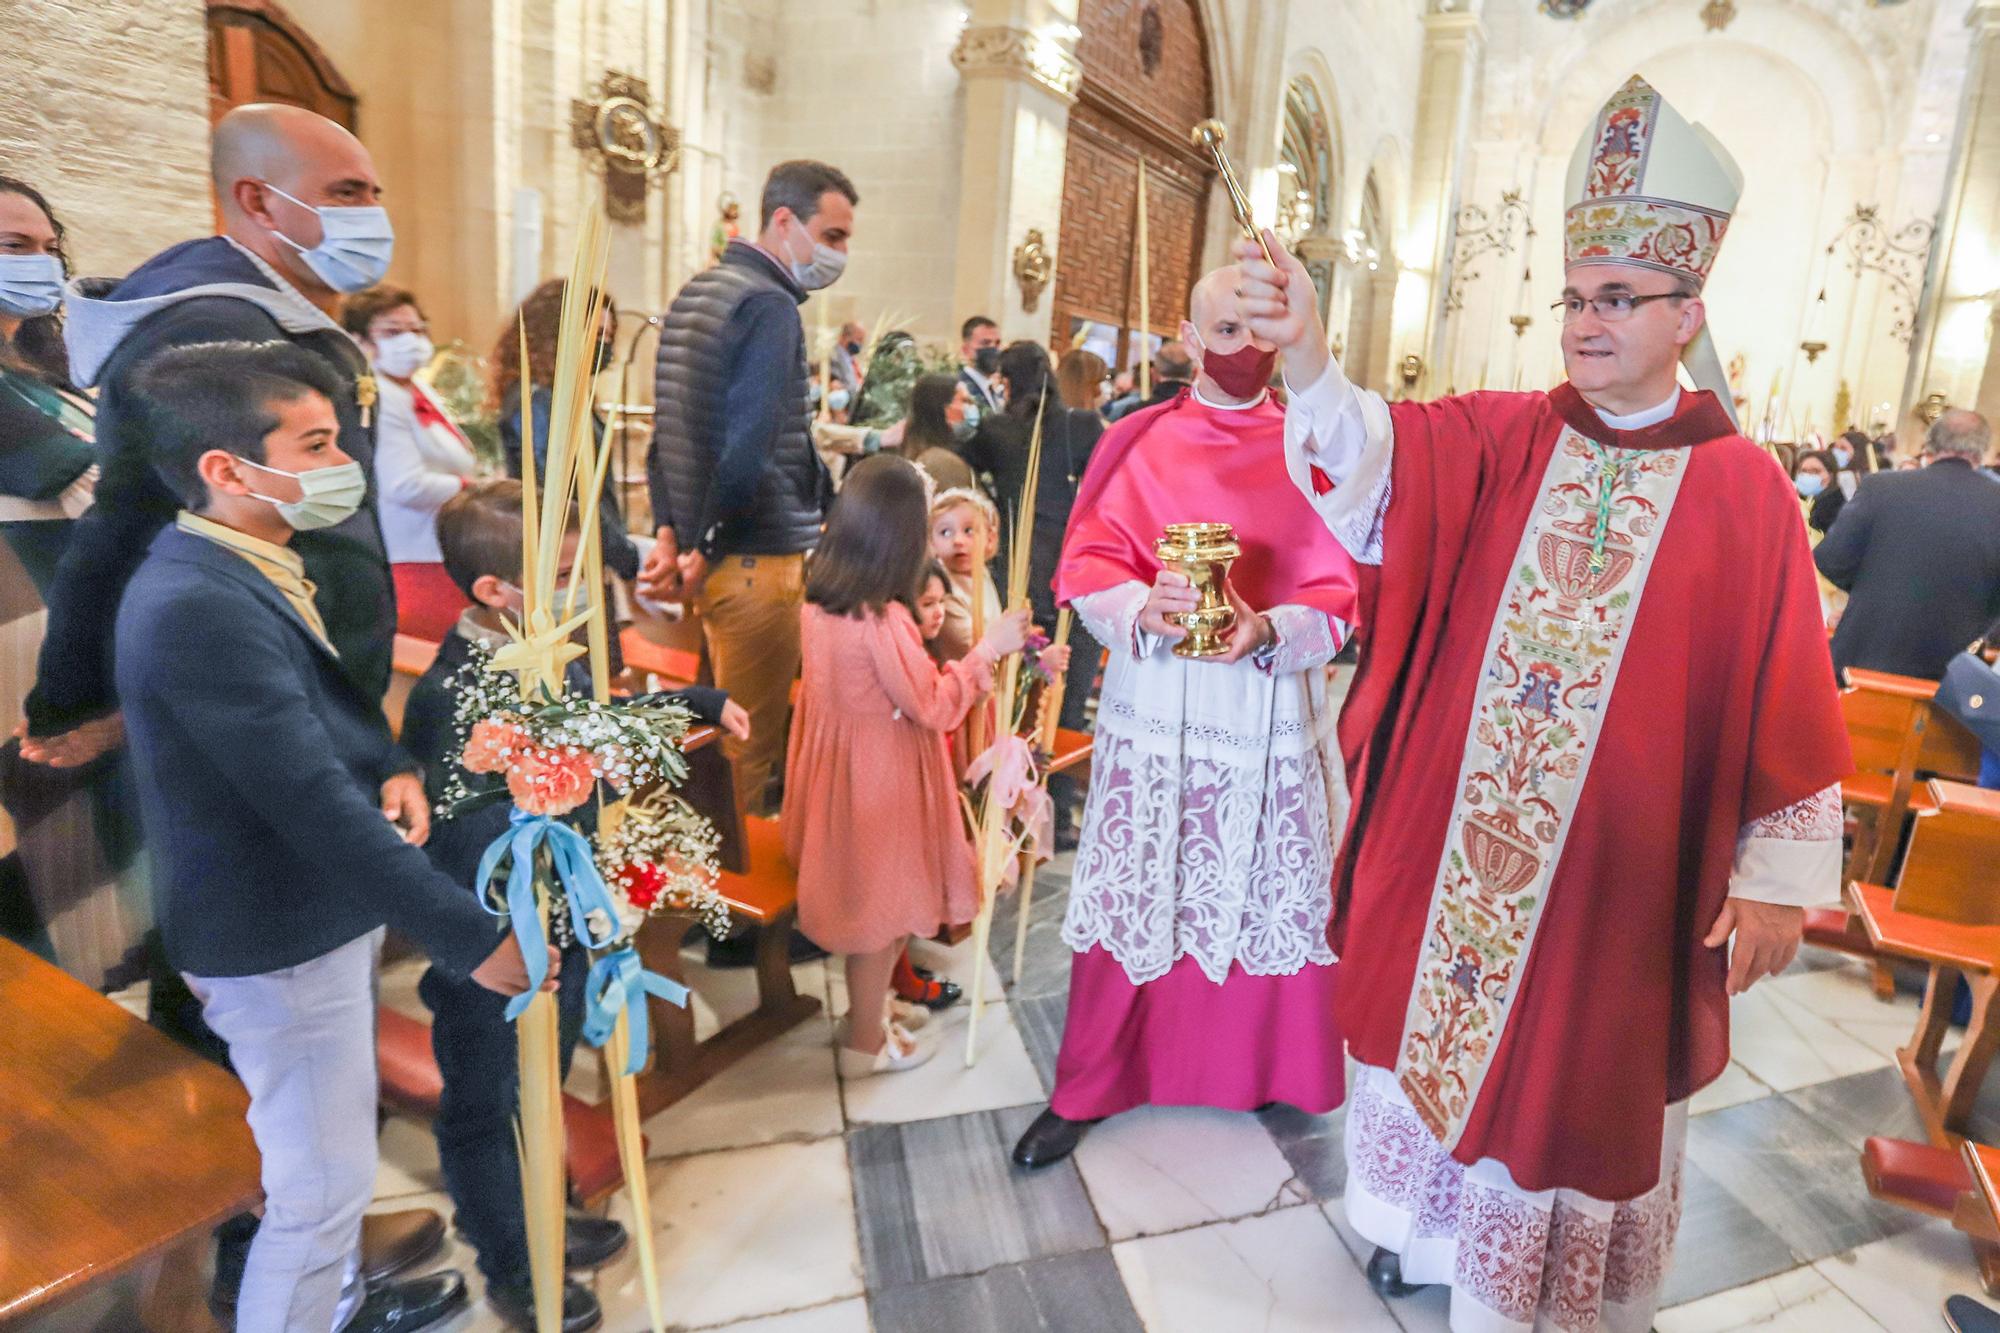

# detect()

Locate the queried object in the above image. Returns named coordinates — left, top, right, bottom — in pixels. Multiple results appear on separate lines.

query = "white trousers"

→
left=185, top=929, right=382, bottom=1333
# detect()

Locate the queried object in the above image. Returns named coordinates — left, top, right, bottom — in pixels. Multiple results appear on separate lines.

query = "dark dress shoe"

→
left=564, top=1212, right=628, bottom=1271
left=361, top=1208, right=449, bottom=1284
left=487, top=1276, right=604, bottom=1332
left=1367, top=1246, right=1421, bottom=1299
left=1947, top=1294, right=2000, bottom=1333
left=1011, top=1108, right=1099, bottom=1168
left=897, top=975, right=963, bottom=1010
left=339, top=1272, right=469, bottom=1333
left=1053, top=825, right=1081, bottom=853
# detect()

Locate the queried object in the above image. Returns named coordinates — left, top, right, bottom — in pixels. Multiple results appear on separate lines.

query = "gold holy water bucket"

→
left=1155, top=522, right=1242, bottom=658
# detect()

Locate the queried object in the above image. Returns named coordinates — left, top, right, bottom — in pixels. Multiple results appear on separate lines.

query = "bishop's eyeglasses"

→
left=1551, top=291, right=1690, bottom=323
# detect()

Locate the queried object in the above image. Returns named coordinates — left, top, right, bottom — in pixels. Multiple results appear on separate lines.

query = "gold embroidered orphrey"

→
left=1394, top=428, right=1691, bottom=1149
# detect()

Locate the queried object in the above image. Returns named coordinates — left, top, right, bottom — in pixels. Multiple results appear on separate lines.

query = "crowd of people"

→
left=6, top=70, right=2000, bottom=1333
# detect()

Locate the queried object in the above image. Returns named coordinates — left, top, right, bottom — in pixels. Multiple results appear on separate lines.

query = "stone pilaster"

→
left=1398, top=4, right=1484, bottom=397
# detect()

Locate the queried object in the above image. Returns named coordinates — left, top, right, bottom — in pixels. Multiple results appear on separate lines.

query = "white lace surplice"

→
left=1063, top=581, right=1347, bottom=986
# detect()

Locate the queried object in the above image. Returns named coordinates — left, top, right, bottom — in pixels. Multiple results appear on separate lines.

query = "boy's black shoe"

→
left=565, top=1213, right=628, bottom=1271
left=338, top=1272, right=469, bottom=1333
left=487, top=1276, right=603, bottom=1332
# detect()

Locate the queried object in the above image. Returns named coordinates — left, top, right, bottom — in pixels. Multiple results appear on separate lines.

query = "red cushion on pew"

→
left=378, top=1006, right=445, bottom=1116
left=1802, top=906, right=1860, bottom=950
left=376, top=1005, right=644, bottom=1201
left=1862, top=1135, right=1970, bottom=1217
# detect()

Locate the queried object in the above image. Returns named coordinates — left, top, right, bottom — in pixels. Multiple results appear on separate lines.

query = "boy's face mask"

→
left=236, top=456, right=367, bottom=531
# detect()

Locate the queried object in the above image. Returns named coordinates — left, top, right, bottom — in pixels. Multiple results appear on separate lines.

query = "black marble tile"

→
left=869, top=1248, right=1144, bottom=1333
left=1785, top=1063, right=1939, bottom=1149
left=1784, top=943, right=1869, bottom=977
left=1012, top=992, right=1069, bottom=1097
left=848, top=1104, right=1105, bottom=1289
left=1659, top=1156, right=1800, bottom=1306
left=1685, top=1090, right=1928, bottom=1267
left=986, top=861, right=1077, bottom=1005
left=1258, top=1102, right=1348, bottom=1201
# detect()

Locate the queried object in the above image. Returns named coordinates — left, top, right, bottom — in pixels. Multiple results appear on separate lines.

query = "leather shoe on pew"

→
left=565, top=1212, right=628, bottom=1271
left=338, top=1272, right=469, bottom=1333
left=1011, top=1108, right=1099, bottom=1168
left=1947, top=1294, right=2000, bottom=1333
left=362, top=1207, right=449, bottom=1284
left=488, top=1276, right=603, bottom=1332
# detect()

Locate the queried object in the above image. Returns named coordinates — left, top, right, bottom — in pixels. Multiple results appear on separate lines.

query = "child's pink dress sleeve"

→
left=866, top=605, right=997, bottom=732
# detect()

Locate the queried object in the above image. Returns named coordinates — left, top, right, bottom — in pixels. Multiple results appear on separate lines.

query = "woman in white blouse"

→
left=340, top=287, right=480, bottom=640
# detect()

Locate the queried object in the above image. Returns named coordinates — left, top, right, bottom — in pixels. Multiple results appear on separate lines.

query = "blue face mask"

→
left=1794, top=472, right=1826, bottom=498
left=261, top=182, right=395, bottom=294
left=0, top=254, right=64, bottom=318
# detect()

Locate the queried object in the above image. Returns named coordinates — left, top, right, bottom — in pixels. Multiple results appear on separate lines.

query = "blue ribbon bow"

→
left=476, top=809, right=622, bottom=1019
left=581, top=946, right=690, bottom=1074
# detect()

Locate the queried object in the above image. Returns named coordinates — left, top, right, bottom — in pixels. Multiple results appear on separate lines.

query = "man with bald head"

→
left=1010, top=258, right=1362, bottom=1168
left=19, top=106, right=480, bottom=1333
left=26, top=103, right=398, bottom=763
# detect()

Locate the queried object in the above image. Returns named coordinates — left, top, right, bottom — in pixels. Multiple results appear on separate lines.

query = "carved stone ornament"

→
left=950, top=23, right=1083, bottom=102
left=1138, top=3, right=1164, bottom=76
left=569, top=71, right=683, bottom=223
left=1014, top=229, right=1055, bottom=312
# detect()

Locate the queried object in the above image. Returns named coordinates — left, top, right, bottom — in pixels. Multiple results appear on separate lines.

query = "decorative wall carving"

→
left=1445, top=189, right=1533, bottom=314
left=950, top=24, right=1083, bottom=102
left=1828, top=204, right=1935, bottom=347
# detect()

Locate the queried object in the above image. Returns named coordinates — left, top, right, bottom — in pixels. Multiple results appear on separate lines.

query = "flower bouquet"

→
left=452, top=203, right=710, bottom=1333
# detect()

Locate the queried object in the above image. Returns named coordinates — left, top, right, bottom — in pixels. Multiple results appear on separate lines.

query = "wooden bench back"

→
left=1918, top=707, right=1985, bottom=785
left=1842, top=668, right=1934, bottom=776
left=1894, top=780, right=2000, bottom=927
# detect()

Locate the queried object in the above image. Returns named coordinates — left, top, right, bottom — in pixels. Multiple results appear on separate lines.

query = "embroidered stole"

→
left=1395, top=427, right=1690, bottom=1148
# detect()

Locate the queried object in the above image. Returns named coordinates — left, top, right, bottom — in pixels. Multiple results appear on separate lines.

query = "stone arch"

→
left=1276, top=64, right=1341, bottom=323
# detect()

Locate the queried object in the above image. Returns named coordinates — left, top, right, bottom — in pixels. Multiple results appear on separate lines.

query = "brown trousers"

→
left=694, top=553, right=805, bottom=815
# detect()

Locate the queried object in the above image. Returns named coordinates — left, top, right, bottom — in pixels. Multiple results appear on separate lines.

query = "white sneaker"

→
left=836, top=1018, right=936, bottom=1078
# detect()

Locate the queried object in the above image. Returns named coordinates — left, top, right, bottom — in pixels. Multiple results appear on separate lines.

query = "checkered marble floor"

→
left=319, top=857, right=1989, bottom=1333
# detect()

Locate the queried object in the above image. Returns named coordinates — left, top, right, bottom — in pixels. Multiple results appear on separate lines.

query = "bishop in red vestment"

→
left=1242, top=77, right=1851, bottom=1333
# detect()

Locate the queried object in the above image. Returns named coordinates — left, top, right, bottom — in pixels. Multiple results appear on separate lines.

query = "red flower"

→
left=463, top=717, right=529, bottom=774
left=614, top=861, right=667, bottom=912
left=507, top=744, right=596, bottom=816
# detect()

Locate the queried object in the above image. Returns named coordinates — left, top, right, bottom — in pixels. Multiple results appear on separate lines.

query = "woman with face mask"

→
left=339, top=285, right=480, bottom=640
left=0, top=177, right=95, bottom=595
left=490, top=279, right=642, bottom=590
left=1791, top=447, right=1846, bottom=629
left=1808, top=429, right=1873, bottom=536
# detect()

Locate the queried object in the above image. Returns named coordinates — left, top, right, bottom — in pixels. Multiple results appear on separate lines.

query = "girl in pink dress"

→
left=783, top=456, right=1032, bottom=1076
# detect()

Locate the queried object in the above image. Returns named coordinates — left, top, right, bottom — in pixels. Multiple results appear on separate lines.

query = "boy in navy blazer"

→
left=114, top=340, right=551, bottom=1333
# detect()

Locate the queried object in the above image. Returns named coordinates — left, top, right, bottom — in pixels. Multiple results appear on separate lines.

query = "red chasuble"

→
left=1334, top=383, right=1849, bottom=1201
left=1057, top=390, right=1358, bottom=620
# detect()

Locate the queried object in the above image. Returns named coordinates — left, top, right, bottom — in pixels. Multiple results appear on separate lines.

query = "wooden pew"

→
left=1861, top=1135, right=2000, bottom=1294
left=1848, top=779, right=2000, bottom=1142
left=0, top=940, right=261, bottom=1330
left=1809, top=670, right=1984, bottom=997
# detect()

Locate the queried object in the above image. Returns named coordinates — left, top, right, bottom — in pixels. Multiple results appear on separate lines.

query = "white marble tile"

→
left=1725, top=983, right=1888, bottom=1094
left=1690, top=1060, right=1778, bottom=1116
left=642, top=1007, right=843, bottom=1159
left=1319, top=1202, right=1453, bottom=1331
left=1655, top=1265, right=1879, bottom=1332
left=1813, top=1218, right=1989, bottom=1330
left=374, top=1113, right=445, bottom=1201
left=684, top=957, right=829, bottom=1042
left=596, top=1138, right=863, bottom=1329
left=1072, top=1105, right=1304, bottom=1242
left=1762, top=965, right=1930, bottom=1063
left=826, top=934, right=1008, bottom=1024
left=837, top=997, right=1045, bottom=1126
left=698, top=1298, right=873, bottom=1333
left=1113, top=1206, right=1404, bottom=1333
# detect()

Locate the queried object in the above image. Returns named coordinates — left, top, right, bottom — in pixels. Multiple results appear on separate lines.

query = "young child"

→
left=929, top=486, right=1003, bottom=664
left=114, top=341, right=544, bottom=1333
left=400, top=480, right=745, bottom=1330
left=915, top=560, right=951, bottom=654
left=783, top=456, right=1031, bottom=1075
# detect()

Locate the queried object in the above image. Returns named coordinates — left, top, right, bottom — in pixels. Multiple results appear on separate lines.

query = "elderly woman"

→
left=341, top=285, right=480, bottom=639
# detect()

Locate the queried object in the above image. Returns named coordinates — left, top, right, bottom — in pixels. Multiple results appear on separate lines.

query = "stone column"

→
left=1905, top=0, right=2000, bottom=428
left=948, top=0, right=1082, bottom=343
left=1396, top=0, right=1484, bottom=397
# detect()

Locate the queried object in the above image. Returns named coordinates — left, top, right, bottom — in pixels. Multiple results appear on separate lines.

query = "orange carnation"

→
left=463, top=717, right=529, bottom=774
left=507, top=745, right=597, bottom=816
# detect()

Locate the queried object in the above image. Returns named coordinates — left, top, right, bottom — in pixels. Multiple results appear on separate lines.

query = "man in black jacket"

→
left=1817, top=407, right=2000, bottom=679
left=24, top=102, right=397, bottom=766
left=1107, top=339, right=1196, bottom=421
left=641, top=159, right=856, bottom=816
